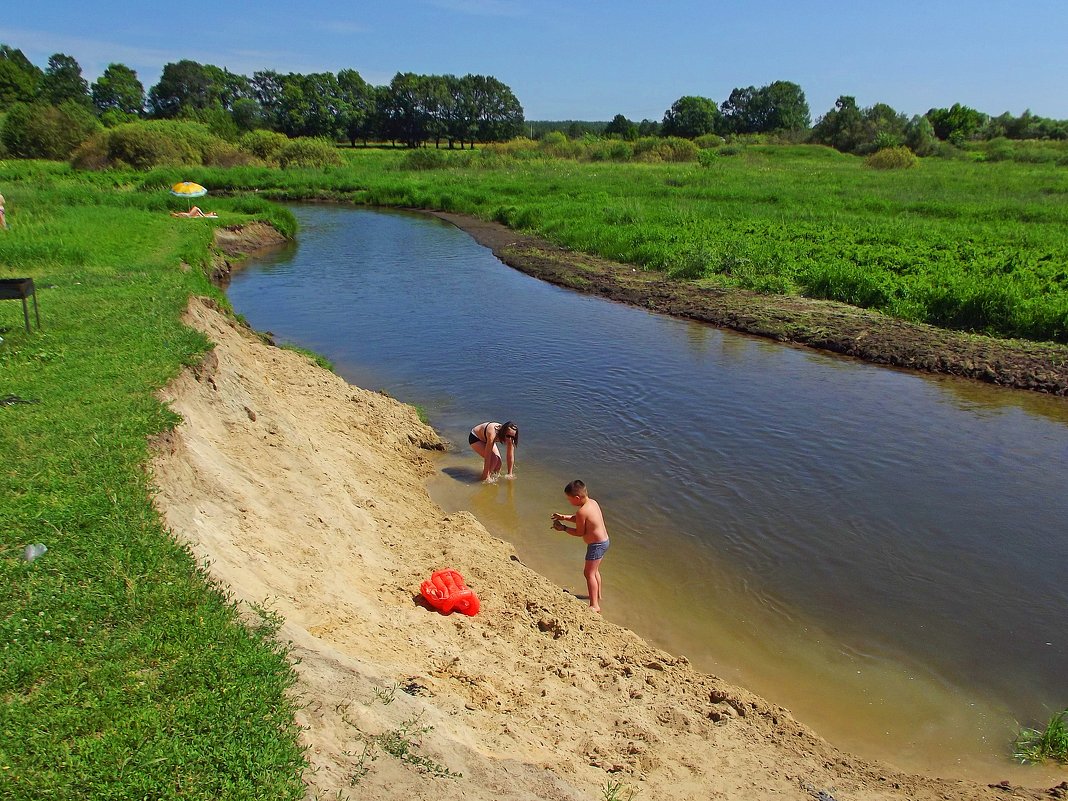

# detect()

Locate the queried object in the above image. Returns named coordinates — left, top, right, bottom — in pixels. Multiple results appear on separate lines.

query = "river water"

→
left=227, top=204, right=1068, bottom=782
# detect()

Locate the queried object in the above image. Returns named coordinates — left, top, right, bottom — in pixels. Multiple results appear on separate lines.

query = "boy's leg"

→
left=584, top=559, right=602, bottom=612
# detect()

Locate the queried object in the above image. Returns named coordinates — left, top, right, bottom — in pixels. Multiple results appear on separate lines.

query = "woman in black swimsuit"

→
left=469, top=421, right=519, bottom=481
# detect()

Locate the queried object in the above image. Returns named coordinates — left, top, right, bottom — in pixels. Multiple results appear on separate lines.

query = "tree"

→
left=231, top=97, right=266, bottom=132
left=91, top=63, right=144, bottom=116
left=760, top=80, right=810, bottom=133
left=277, top=72, right=343, bottom=139
left=926, top=103, right=987, bottom=144
left=637, top=118, right=660, bottom=137
left=719, top=86, right=757, bottom=133
left=605, top=114, right=638, bottom=141
left=469, top=75, right=523, bottom=143
left=661, top=95, right=720, bottom=138
left=720, top=81, right=809, bottom=135
left=337, top=68, right=375, bottom=146
left=41, top=53, right=90, bottom=107
left=252, top=69, right=286, bottom=130
left=205, top=66, right=253, bottom=111
left=149, top=60, right=216, bottom=117
left=862, top=102, right=908, bottom=151
left=810, top=95, right=866, bottom=153
left=904, top=114, right=937, bottom=156
left=0, top=45, right=43, bottom=110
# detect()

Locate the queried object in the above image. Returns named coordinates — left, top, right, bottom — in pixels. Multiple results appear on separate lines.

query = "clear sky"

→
left=3, top=0, right=1067, bottom=122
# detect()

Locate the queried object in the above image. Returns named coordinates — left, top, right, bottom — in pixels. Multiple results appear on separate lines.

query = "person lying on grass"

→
left=171, top=206, right=217, bottom=218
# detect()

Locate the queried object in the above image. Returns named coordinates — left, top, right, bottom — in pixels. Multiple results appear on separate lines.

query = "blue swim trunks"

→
left=585, top=538, right=610, bottom=562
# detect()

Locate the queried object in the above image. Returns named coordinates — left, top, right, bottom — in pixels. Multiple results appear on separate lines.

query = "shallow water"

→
left=228, top=204, right=1068, bottom=782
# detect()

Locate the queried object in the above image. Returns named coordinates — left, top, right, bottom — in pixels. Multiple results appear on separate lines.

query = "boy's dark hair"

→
left=564, top=479, right=587, bottom=496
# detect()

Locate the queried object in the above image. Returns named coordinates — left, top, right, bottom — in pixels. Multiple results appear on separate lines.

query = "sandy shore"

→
left=147, top=296, right=1061, bottom=800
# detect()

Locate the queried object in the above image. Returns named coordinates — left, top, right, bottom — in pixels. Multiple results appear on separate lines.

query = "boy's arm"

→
left=552, top=510, right=584, bottom=535
left=567, top=509, right=587, bottom=538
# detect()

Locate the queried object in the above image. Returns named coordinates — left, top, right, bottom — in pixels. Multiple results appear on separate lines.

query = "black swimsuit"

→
left=470, top=422, right=490, bottom=445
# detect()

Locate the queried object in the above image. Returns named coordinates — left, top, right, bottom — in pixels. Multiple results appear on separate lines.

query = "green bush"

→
left=70, top=120, right=248, bottom=170
left=587, top=139, right=634, bottom=162
left=401, top=148, right=449, bottom=170
left=239, top=129, right=290, bottom=164
left=694, top=133, right=725, bottom=149
left=983, top=137, right=1015, bottom=162
left=633, top=136, right=699, bottom=163
left=1, top=101, right=101, bottom=160
left=865, top=146, right=919, bottom=170
left=538, top=131, right=581, bottom=159
left=277, top=137, right=343, bottom=168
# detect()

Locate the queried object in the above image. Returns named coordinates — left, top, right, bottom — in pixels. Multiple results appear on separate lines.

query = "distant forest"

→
left=2, top=42, right=1067, bottom=164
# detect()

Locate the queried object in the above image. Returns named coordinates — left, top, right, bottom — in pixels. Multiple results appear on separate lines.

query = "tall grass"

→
left=0, top=165, right=305, bottom=799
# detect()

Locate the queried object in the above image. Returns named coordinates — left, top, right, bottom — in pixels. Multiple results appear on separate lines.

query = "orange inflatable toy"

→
left=420, top=569, right=481, bottom=616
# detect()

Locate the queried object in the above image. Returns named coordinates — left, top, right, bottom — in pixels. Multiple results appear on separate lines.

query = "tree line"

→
left=3, top=41, right=1067, bottom=162
left=555, top=84, right=1067, bottom=157
left=0, top=44, right=524, bottom=158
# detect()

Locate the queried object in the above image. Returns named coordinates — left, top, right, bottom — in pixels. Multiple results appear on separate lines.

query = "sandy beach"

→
left=147, top=295, right=1063, bottom=800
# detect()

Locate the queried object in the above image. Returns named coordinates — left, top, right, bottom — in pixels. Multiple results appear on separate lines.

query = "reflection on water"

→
left=228, top=205, right=1068, bottom=782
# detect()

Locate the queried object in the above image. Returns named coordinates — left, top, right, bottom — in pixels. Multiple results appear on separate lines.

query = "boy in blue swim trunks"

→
left=551, top=479, right=609, bottom=613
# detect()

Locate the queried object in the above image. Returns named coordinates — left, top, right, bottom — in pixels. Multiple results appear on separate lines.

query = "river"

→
left=227, top=204, right=1068, bottom=782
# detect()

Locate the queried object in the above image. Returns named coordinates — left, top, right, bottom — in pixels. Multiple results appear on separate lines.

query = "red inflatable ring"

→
left=420, top=569, right=481, bottom=616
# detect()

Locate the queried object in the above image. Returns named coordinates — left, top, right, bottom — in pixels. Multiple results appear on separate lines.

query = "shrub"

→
left=401, top=148, right=449, bottom=170
left=633, top=136, right=699, bottom=163
left=538, top=131, right=581, bottom=159
left=70, top=120, right=245, bottom=170
left=488, top=137, right=538, bottom=156
left=1, top=101, right=101, bottom=160
left=865, top=146, right=919, bottom=170
left=239, top=129, right=290, bottom=164
left=983, top=137, right=1015, bottom=162
left=277, top=137, right=343, bottom=168
left=697, top=149, right=718, bottom=167
left=587, top=139, right=634, bottom=162
left=75, top=125, right=197, bottom=170
left=694, top=133, right=725, bottom=149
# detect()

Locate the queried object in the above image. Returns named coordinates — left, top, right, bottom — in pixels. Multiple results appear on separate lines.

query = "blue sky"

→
left=4, top=0, right=1067, bottom=122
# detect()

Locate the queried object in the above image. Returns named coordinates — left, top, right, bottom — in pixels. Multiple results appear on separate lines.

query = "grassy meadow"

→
left=0, top=164, right=304, bottom=800
left=2, top=144, right=1067, bottom=799
left=183, top=142, right=1068, bottom=343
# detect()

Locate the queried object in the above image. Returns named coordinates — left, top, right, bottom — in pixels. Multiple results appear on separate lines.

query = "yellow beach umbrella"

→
left=169, top=181, right=207, bottom=210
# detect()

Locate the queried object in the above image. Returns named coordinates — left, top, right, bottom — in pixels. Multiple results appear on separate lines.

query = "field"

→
left=1, top=147, right=1066, bottom=798
left=182, top=143, right=1068, bottom=344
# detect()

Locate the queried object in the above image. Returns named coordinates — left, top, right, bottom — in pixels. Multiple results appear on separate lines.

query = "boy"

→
left=551, top=479, right=609, bottom=612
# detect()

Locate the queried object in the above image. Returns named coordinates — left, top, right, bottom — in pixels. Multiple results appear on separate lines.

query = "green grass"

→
left=143, top=144, right=1068, bottom=344
left=0, top=164, right=305, bottom=800
left=1014, top=710, right=1068, bottom=764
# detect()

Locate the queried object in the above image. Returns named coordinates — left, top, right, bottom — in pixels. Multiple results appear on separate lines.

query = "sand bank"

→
left=148, top=296, right=1059, bottom=800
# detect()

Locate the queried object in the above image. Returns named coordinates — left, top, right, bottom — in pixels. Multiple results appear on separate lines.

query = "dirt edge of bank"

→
left=429, top=211, right=1068, bottom=397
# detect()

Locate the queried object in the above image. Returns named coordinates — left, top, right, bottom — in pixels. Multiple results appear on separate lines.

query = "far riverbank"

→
left=429, top=211, right=1068, bottom=396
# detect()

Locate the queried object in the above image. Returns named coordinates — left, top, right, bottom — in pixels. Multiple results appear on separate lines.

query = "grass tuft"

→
left=1014, top=709, right=1068, bottom=764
